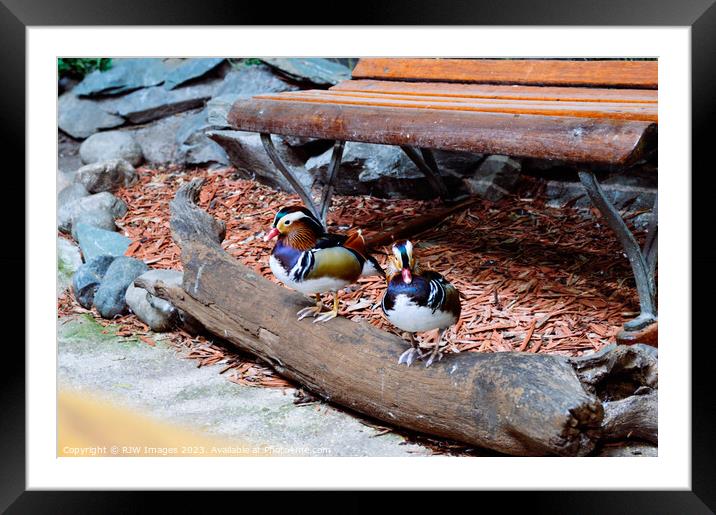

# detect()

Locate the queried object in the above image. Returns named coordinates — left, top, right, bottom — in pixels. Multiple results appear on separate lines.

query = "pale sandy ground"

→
left=57, top=314, right=431, bottom=457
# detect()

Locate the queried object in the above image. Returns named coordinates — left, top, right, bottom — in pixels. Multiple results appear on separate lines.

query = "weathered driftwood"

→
left=570, top=344, right=658, bottom=444
left=601, top=391, right=657, bottom=443
left=145, top=178, right=658, bottom=456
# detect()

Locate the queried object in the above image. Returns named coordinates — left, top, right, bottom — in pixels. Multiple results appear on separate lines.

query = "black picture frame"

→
left=3, top=0, right=713, bottom=512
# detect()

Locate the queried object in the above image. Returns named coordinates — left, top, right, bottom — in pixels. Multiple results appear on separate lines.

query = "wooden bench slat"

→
left=331, top=79, right=658, bottom=104
left=229, top=97, right=655, bottom=165
left=352, top=59, right=658, bottom=89
left=254, top=90, right=658, bottom=122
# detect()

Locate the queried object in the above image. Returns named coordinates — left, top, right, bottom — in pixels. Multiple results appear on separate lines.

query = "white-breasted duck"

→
left=381, top=240, right=461, bottom=367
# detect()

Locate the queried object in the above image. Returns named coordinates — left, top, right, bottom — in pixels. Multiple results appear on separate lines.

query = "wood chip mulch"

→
left=58, top=164, right=652, bottom=455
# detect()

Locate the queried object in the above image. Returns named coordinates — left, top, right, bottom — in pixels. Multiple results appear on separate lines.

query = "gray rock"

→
left=74, top=223, right=131, bottom=262
left=125, top=285, right=176, bottom=331
left=73, top=58, right=170, bottom=97
left=464, top=155, right=522, bottom=201
left=94, top=257, right=149, bottom=318
left=125, top=269, right=181, bottom=331
left=72, top=255, right=116, bottom=308
left=125, top=269, right=201, bottom=333
left=58, top=76, right=79, bottom=94
left=79, top=131, right=143, bottom=166
left=176, top=108, right=210, bottom=146
left=57, top=169, right=75, bottom=193
left=58, top=191, right=128, bottom=234
left=306, top=142, right=438, bottom=199
left=58, top=183, right=90, bottom=208
left=74, top=159, right=137, bottom=193
left=279, top=135, right=324, bottom=148
left=518, top=158, right=657, bottom=227
left=58, top=237, right=83, bottom=297
left=432, top=150, right=485, bottom=177
left=163, top=58, right=226, bottom=90
left=70, top=210, right=118, bottom=239
left=542, top=177, right=657, bottom=229
left=174, top=108, right=230, bottom=166
left=106, top=80, right=221, bottom=124
left=57, top=183, right=121, bottom=236
left=304, top=144, right=486, bottom=199
left=182, top=133, right=230, bottom=166
left=169, top=66, right=299, bottom=167
left=58, top=133, right=84, bottom=173
left=208, top=130, right=311, bottom=192
left=58, top=93, right=125, bottom=139
left=261, top=58, right=350, bottom=86
left=131, top=110, right=197, bottom=164
left=350, top=145, right=423, bottom=183
left=215, top=65, right=300, bottom=100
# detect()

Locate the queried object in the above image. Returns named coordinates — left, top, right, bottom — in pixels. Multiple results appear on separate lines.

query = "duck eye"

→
left=285, top=220, right=291, bottom=225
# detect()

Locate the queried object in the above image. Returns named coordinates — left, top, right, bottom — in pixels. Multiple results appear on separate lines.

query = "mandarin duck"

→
left=381, top=240, right=462, bottom=367
left=265, top=205, right=384, bottom=323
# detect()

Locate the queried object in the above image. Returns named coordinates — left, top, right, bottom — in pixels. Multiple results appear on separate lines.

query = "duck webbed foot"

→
left=398, top=347, right=421, bottom=366
left=398, top=333, right=422, bottom=366
left=313, top=293, right=340, bottom=324
left=424, top=347, right=444, bottom=368
left=297, top=294, right=324, bottom=321
left=423, top=329, right=448, bottom=368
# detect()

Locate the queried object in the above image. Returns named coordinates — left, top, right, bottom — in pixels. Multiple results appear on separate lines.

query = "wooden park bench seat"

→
left=227, top=58, right=658, bottom=341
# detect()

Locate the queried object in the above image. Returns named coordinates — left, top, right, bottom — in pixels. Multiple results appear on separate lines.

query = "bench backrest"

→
left=352, top=58, right=658, bottom=89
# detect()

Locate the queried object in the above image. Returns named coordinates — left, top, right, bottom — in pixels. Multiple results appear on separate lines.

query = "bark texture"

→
left=571, top=344, right=658, bottom=444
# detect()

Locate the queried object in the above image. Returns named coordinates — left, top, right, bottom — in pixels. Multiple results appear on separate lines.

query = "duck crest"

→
left=284, top=220, right=320, bottom=251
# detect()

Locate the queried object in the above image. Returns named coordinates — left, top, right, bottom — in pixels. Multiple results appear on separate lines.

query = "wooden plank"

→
left=255, top=90, right=658, bottom=122
left=352, top=59, right=658, bottom=89
left=228, top=97, right=656, bottom=165
left=332, top=79, right=658, bottom=104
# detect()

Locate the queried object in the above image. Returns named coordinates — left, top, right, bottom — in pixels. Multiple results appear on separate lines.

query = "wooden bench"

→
left=227, top=58, right=658, bottom=340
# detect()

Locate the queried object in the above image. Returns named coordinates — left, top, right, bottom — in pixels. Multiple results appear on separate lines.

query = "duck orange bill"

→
left=402, top=269, right=412, bottom=284
left=264, top=228, right=280, bottom=241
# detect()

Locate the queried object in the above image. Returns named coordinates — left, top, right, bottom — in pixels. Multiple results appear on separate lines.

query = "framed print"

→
left=4, top=0, right=714, bottom=511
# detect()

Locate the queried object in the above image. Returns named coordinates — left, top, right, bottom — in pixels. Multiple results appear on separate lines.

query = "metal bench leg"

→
left=319, top=141, right=345, bottom=226
left=261, top=134, right=345, bottom=228
left=400, top=146, right=451, bottom=200
left=642, top=196, right=658, bottom=296
left=577, top=170, right=657, bottom=331
left=260, top=133, right=322, bottom=222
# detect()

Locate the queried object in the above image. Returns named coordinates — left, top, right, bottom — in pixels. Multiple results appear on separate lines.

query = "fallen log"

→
left=570, top=344, right=658, bottom=444
left=601, top=391, right=658, bottom=443
left=143, top=178, right=657, bottom=456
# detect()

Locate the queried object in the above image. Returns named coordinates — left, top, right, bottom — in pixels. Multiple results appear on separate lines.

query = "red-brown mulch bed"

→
left=61, top=164, right=649, bottom=358
left=121, top=166, right=645, bottom=351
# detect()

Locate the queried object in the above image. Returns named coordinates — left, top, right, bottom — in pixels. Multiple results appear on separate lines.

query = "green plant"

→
left=58, top=58, right=112, bottom=79
left=228, top=58, right=263, bottom=70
